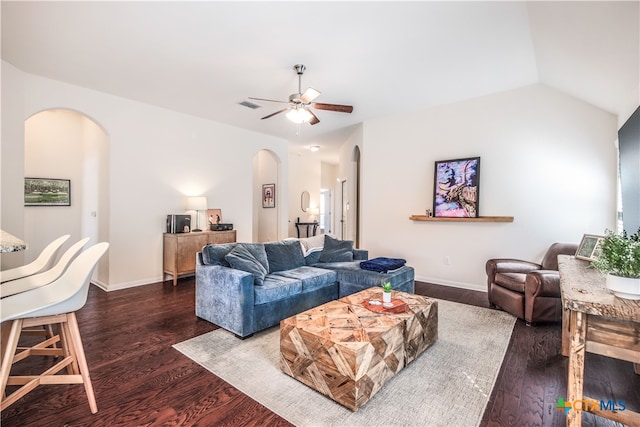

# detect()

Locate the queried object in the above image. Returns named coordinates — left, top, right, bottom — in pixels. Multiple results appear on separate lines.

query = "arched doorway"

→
left=24, top=109, right=110, bottom=284
left=252, top=149, right=280, bottom=242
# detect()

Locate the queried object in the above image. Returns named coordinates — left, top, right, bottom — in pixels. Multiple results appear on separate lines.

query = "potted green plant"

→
left=382, top=281, right=392, bottom=304
left=590, top=228, right=640, bottom=300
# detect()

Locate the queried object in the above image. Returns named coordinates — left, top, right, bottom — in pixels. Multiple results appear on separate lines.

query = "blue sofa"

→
left=195, top=236, right=415, bottom=337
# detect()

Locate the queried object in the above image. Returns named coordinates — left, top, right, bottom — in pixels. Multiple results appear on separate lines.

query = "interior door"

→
left=320, top=189, right=332, bottom=234
left=340, top=179, right=347, bottom=239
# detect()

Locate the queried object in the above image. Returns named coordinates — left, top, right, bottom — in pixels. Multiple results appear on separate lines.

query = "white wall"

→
left=360, top=84, right=618, bottom=290
left=336, top=125, right=363, bottom=243
left=24, top=111, right=93, bottom=259
left=255, top=150, right=279, bottom=243
left=1, top=62, right=26, bottom=269
left=23, top=110, right=110, bottom=281
left=287, top=149, right=321, bottom=237
left=1, top=62, right=289, bottom=290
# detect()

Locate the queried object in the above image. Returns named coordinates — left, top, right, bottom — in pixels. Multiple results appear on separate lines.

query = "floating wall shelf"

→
left=409, top=215, right=514, bottom=223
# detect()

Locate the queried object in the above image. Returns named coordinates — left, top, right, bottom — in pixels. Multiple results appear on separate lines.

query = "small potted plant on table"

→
left=382, top=281, right=392, bottom=305
left=591, top=228, right=640, bottom=300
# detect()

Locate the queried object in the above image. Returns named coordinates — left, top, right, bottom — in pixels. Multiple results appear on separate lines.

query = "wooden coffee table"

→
left=279, top=288, right=437, bottom=411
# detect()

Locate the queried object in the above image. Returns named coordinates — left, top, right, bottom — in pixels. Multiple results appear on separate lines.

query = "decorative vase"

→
left=383, top=291, right=392, bottom=304
left=606, top=273, right=640, bottom=300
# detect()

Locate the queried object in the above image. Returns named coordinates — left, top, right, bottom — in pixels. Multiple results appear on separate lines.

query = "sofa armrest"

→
left=525, top=270, right=561, bottom=299
left=353, top=249, right=368, bottom=261
left=195, top=255, right=256, bottom=337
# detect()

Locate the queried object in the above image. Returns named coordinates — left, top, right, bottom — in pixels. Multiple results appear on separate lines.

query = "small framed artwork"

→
left=262, top=184, right=275, bottom=208
left=207, top=209, right=222, bottom=225
left=433, top=157, right=480, bottom=218
left=575, top=234, right=604, bottom=261
left=24, top=178, right=71, bottom=206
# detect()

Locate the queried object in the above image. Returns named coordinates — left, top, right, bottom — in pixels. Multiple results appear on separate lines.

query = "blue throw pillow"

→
left=225, top=244, right=268, bottom=286
left=265, top=240, right=305, bottom=273
left=239, top=243, right=270, bottom=273
left=319, top=235, right=354, bottom=263
left=201, top=243, right=236, bottom=266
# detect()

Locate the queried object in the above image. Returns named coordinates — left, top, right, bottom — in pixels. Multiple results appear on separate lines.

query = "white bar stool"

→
left=0, top=242, right=109, bottom=414
left=1, top=237, right=90, bottom=298
left=1, top=235, right=70, bottom=283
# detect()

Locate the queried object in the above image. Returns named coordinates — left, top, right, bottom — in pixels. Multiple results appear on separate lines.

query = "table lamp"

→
left=186, top=196, right=208, bottom=232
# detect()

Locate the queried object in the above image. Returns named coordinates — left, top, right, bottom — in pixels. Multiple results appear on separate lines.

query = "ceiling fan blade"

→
left=308, top=109, right=320, bottom=125
left=249, top=97, right=288, bottom=104
left=312, top=102, right=354, bottom=113
left=300, top=87, right=321, bottom=104
left=260, top=108, right=289, bottom=120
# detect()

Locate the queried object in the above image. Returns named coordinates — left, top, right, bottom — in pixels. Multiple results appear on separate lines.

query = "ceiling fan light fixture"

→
left=286, top=107, right=313, bottom=124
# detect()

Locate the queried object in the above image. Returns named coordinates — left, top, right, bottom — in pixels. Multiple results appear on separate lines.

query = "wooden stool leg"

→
left=1, top=320, right=23, bottom=401
left=59, top=321, right=79, bottom=375
left=66, top=313, right=97, bottom=414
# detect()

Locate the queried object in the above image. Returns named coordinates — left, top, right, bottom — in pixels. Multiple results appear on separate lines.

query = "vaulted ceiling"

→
left=2, top=1, right=638, bottom=159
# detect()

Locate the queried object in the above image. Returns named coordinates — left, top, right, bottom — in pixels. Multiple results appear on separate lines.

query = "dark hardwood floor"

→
left=1, top=279, right=638, bottom=426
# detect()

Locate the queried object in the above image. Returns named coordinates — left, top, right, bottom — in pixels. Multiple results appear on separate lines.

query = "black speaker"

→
left=210, top=223, right=233, bottom=231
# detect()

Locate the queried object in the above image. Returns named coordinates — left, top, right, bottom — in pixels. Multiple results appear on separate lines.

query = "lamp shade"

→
left=186, top=196, right=207, bottom=211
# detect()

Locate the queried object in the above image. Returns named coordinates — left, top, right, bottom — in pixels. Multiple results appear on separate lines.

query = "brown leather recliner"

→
left=486, top=243, right=578, bottom=324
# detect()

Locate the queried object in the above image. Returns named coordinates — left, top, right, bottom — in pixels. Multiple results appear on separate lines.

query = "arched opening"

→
left=252, top=149, right=280, bottom=242
left=24, top=109, right=110, bottom=284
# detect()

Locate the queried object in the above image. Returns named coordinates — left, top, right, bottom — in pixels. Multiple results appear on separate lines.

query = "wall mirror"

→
left=301, top=191, right=310, bottom=212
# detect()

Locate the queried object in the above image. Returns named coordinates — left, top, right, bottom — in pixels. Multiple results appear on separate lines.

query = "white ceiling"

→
left=2, top=1, right=638, bottom=162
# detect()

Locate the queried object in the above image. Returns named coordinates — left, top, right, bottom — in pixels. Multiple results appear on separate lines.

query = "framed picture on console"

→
left=24, top=177, right=71, bottom=206
left=206, top=209, right=222, bottom=226
left=433, top=157, right=480, bottom=218
left=262, top=184, right=275, bottom=208
left=575, top=234, right=604, bottom=261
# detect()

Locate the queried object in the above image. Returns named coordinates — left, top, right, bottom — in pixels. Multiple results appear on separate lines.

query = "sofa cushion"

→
left=272, top=266, right=337, bottom=293
left=319, top=235, right=354, bottom=263
left=201, top=243, right=236, bottom=266
left=299, top=234, right=325, bottom=254
left=240, top=243, right=270, bottom=272
left=495, top=272, right=526, bottom=293
left=305, top=250, right=322, bottom=265
left=254, top=275, right=302, bottom=305
left=225, top=244, right=268, bottom=286
left=264, top=240, right=305, bottom=273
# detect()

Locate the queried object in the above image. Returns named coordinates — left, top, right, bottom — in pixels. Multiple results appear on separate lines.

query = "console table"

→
left=163, top=230, right=236, bottom=286
left=558, top=255, right=639, bottom=426
left=294, top=221, right=319, bottom=238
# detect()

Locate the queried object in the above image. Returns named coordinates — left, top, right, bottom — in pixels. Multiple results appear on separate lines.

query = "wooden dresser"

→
left=163, top=230, right=236, bottom=286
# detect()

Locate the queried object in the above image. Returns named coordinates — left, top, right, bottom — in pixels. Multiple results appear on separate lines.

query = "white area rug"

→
left=174, top=300, right=515, bottom=427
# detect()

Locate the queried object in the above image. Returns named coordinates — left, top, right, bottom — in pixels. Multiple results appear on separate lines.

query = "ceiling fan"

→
left=249, top=64, right=353, bottom=125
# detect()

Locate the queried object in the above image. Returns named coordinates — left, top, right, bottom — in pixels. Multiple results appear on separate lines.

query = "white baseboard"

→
left=92, top=276, right=165, bottom=292
left=414, top=275, right=487, bottom=293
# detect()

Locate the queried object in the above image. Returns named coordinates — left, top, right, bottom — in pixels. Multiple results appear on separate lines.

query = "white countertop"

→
left=0, top=230, right=27, bottom=253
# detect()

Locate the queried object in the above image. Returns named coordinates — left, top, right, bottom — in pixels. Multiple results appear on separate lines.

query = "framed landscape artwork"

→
left=433, top=157, right=480, bottom=218
left=262, top=184, right=275, bottom=208
left=575, top=234, right=604, bottom=261
left=24, top=178, right=71, bottom=206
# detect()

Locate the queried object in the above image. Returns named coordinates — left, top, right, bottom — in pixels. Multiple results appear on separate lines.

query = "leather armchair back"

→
left=541, top=243, right=579, bottom=270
